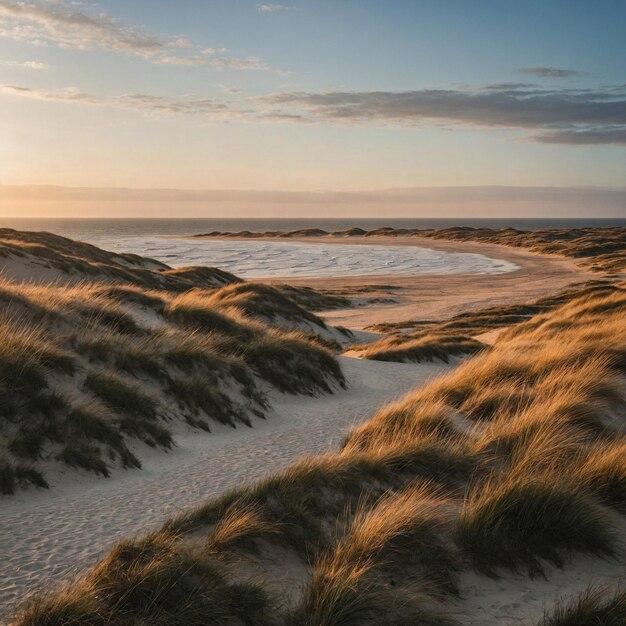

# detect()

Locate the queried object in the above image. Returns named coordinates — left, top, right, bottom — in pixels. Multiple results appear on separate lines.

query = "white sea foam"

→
left=92, top=236, right=519, bottom=278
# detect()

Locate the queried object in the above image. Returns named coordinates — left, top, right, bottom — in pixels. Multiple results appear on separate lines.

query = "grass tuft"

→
left=539, top=586, right=626, bottom=626
left=456, top=474, right=617, bottom=576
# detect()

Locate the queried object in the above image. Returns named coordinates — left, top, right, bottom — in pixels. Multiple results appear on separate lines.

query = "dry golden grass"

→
left=206, top=503, right=279, bottom=554
left=205, top=281, right=329, bottom=328
left=539, top=585, right=626, bottom=625
left=288, top=484, right=458, bottom=625
left=358, top=280, right=625, bottom=363
left=0, top=227, right=241, bottom=290
left=0, top=270, right=345, bottom=492
left=15, top=280, right=624, bottom=624
left=7, top=234, right=626, bottom=623
left=357, top=334, right=485, bottom=363
left=456, top=471, right=617, bottom=576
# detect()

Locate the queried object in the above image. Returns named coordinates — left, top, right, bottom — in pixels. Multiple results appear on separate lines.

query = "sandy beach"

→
left=243, top=235, right=597, bottom=328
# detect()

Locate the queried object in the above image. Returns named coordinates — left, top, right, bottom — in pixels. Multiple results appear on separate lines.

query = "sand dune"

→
left=0, top=356, right=450, bottom=614
left=2, top=229, right=624, bottom=625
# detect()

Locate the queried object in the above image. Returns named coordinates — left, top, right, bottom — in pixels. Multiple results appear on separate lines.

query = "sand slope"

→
left=0, top=356, right=450, bottom=614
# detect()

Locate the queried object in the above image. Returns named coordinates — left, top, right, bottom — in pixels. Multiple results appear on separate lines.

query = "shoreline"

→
left=235, top=235, right=597, bottom=329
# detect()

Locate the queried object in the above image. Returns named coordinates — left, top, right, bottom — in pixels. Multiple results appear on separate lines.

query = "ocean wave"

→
left=89, top=237, right=519, bottom=278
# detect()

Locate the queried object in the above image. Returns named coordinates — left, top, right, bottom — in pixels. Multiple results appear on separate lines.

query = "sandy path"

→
left=0, top=356, right=450, bottom=616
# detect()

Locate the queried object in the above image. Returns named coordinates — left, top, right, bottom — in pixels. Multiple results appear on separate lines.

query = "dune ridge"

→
left=0, top=232, right=351, bottom=495
left=8, top=229, right=625, bottom=625
left=353, top=279, right=622, bottom=363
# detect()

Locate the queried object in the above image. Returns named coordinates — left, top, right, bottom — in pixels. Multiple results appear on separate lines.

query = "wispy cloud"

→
left=0, top=58, right=47, bottom=69
left=518, top=67, right=580, bottom=78
left=531, top=127, right=626, bottom=145
left=215, top=84, right=243, bottom=95
left=155, top=53, right=267, bottom=70
left=0, top=0, right=269, bottom=70
left=260, top=83, right=626, bottom=145
left=257, top=4, right=301, bottom=13
left=0, top=0, right=165, bottom=56
left=0, top=84, right=248, bottom=120
left=210, top=56, right=268, bottom=71
left=2, top=80, right=625, bottom=145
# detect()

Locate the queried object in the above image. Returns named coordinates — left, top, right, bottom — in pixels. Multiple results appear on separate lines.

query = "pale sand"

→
left=0, top=356, right=451, bottom=615
left=0, top=238, right=621, bottom=623
left=454, top=538, right=626, bottom=625
left=258, top=235, right=597, bottom=329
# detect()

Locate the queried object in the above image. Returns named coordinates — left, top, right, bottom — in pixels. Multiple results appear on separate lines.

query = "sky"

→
left=0, top=0, right=625, bottom=217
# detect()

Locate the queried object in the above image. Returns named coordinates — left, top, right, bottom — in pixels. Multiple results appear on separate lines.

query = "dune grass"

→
left=419, top=226, right=626, bottom=273
left=12, top=282, right=626, bottom=621
left=206, top=282, right=328, bottom=328
left=17, top=531, right=274, bottom=626
left=573, top=442, right=626, bottom=510
left=0, top=227, right=243, bottom=291
left=6, top=236, right=625, bottom=623
left=0, top=456, right=48, bottom=495
left=456, top=474, right=617, bottom=576
left=0, top=264, right=345, bottom=491
left=243, top=329, right=346, bottom=394
left=205, top=503, right=279, bottom=554
left=359, top=280, right=624, bottom=363
left=539, top=586, right=626, bottom=626
left=358, top=334, right=485, bottom=363
left=277, top=284, right=351, bottom=311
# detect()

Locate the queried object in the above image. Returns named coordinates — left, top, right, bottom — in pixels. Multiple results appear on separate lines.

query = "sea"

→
left=1, top=217, right=624, bottom=278
left=2, top=217, right=625, bottom=241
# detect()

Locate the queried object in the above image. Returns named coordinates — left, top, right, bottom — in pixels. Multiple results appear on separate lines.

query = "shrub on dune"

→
left=6, top=281, right=143, bottom=335
left=456, top=473, right=617, bottom=576
left=164, top=291, right=255, bottom=339
left=0, top=274, right=348, bottom=492
left=539, top=586, right=626, bottom=626
left=341, top=397, right=459, bottom=452
left=358, top=334, right=485, bottom=364
left=168, top=375, right=241, bottom=428
left=59, top=440, right=110, bottom=477
left=244, top=330, right=345, bottom=394
left=332, top=483, right=459, bottom=593
left=0, top=456, right=48, bottom=495
left=289, top=484, right=458, bottom=625
left=0, top=320, right=75, bottom=398
left=573, top=443, right=626, bottom=511
left=205, top=503, right=279, bottom=553
left=16, top=532, right=273, bottom=626
left=84, top=371, right=158, bottom=421
left=84, top=371, right=173, bottom=449
left=66, top=404, right=141, bottom=469
left=206, top=281, right=329, bottom=329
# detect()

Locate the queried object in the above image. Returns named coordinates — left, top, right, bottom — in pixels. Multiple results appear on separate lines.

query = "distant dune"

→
left=196, top=225, right=626, bottom=273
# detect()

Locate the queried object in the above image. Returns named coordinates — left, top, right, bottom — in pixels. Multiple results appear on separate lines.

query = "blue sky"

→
left=0, top=0, right=624, bottom=216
